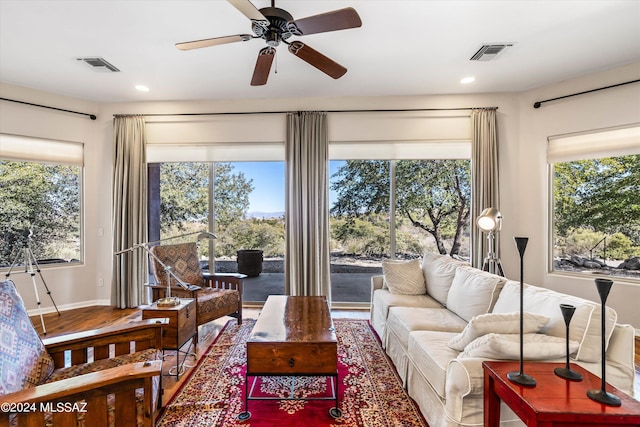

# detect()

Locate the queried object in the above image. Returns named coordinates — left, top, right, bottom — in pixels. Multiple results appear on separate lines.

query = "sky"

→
left=233, top=161, right=345, bottom=213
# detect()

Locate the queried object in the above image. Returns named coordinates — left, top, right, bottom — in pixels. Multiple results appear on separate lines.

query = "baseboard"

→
left=27, top=299, right=111, bottom=316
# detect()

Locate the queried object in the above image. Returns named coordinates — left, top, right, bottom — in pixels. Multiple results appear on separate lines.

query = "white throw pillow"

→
left=458, top=333, right=579, bottom=360
left=448, top=312, right=550, bottom=351
left=446, top=266, right=506, bottom=322
left=492, top=281, right=618, bottom=362
left=382, top=259, right=426, bottom=295
left=421, top=252, right=467, bottom=305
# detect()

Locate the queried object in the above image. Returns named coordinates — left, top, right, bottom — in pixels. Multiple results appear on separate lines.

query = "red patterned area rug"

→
left=156, top=318, right=429, bottom=426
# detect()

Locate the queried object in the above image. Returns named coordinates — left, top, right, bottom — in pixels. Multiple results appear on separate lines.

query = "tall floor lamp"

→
left=477, top=207, right=505, bottom=276
left=115, top=230, right=217, bottom=306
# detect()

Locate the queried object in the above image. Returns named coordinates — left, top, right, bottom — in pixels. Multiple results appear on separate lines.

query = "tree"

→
left=554, top=154, right=640, bottom=244
left=330, top=159, right=470, bottom=256
left=159, top=162, right=254, bottom=234
left=0, top=161, right=80, bottom=264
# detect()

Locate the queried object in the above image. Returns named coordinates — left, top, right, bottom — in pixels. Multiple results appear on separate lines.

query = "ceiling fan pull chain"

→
left=275, top=49, right=278, bottom=74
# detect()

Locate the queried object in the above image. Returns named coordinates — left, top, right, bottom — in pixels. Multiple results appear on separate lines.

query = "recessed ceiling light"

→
left=135, top=85, right=150, bottom=92
left=460, top=77, right=475, bottom=84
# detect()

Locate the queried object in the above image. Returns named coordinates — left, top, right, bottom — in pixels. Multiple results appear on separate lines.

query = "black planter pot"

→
left=237, top=250, right=264, bottom=277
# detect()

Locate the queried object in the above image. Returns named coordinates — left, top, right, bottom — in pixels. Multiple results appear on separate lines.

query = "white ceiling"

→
left=1, top=0, right=639, bottom=103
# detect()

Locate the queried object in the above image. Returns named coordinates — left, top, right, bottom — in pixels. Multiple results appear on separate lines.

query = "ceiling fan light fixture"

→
left=176, top=0, right=361, bottom=86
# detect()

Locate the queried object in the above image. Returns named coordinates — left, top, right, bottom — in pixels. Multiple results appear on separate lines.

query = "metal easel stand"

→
left=5, top=231, right=60, bottom=335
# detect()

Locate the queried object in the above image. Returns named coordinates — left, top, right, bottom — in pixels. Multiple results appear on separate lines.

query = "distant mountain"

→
left=247, top=211, right=285, bottom=219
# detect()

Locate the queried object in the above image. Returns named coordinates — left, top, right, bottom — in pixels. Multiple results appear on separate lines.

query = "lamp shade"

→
left=477, top=207, right=502, bottom=232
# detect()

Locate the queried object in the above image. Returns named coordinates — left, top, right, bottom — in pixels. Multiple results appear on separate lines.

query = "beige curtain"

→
left=471, top=108, right=500, bottom=269
left=112, top=116, right=148, bottom=308
left=285, top=111, right=331, bottom=300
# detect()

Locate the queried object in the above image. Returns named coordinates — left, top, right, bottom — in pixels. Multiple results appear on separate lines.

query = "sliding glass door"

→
left=329, top=159, right=470, bottom=305
left=150, top=161, right=286, bottom=303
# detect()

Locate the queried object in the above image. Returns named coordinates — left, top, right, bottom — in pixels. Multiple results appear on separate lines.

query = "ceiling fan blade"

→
left=176, top=34, right=252, bottom=51
left=288, top=41, right=347, bottom=79
left=227, top=0, right=269, bottom=28
left=287, top=7, right=362, bottom=36
left=251, top=47, right=276, bottom=86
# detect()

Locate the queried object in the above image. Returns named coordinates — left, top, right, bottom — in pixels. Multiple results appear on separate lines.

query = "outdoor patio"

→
left=241, top=272, right=375, bottom=304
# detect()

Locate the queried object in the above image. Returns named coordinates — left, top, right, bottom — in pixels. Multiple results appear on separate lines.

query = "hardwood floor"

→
left=31, top=306, right=639, bottom=405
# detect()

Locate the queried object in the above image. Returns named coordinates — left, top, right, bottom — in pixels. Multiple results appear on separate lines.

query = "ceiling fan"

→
left=176, top=0, right=362, bottom=86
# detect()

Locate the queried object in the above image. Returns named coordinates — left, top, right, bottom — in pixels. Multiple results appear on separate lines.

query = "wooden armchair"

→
left=148, top=242, right=244, bottom=342
left=0, top=280, right=166, bottom=427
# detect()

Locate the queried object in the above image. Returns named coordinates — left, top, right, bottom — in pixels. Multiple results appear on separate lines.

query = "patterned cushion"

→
left=46, top=348, right=160, bottom=382
left=197, top=288, right=239, bottom=312
left=151, top=242, right=204, bottom=287
left=0, top=280, right=55, bottom=395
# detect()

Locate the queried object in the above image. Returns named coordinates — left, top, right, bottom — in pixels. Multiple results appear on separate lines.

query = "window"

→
left=329, top=158, right=471, bottom=303
left=0, top=134, right=83, bottom=267
left=548, top=125, right=640, bottom=281
left=151, top=161, right=286, bottom=302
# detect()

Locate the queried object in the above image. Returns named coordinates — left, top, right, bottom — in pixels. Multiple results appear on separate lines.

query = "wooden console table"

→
left=238, top=295, right=340, bottom=420
left=483, top=361, right=640, bottom=426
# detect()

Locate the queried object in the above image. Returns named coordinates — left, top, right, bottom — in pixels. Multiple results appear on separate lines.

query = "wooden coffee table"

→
left=238, top=295, right=340, bottom=420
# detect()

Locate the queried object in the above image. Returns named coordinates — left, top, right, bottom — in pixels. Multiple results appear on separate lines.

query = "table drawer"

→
left=247, top=342, right=337, bottom=375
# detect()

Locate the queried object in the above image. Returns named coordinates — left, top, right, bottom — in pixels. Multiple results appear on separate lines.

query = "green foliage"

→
left=330, top=215, right=389, bottom=255
left=606, top=232, right=639, bottom=260
left=216, top=218, right=285, bottom=257
left=555, top=227, right=606, bottom=258
left=0, top=161, right=80, bottom=264
left=330, top=159, right=470, bottom=256
left=554, top=228, right=639, bottom=260
left=554, top=155, right=640, bottom=244
left=159, top=162, right=254, bottom=235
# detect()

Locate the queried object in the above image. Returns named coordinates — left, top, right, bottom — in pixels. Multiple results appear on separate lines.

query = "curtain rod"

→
left=113, top=106, right=498, bottom=118
left=0, top=97, right=97, bottom=120
left=533, top=79, right=640, bottom=109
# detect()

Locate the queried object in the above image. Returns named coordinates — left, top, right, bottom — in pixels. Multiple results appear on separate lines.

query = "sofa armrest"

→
left=0, top=360, right=162, bottom=427
left=445, top=357, right=486, bottom=422
left=43, top=318, right=168, bottom=368
left=370, top=275, right=384, bottom=304
left=602, top=323, right=636, bottom=394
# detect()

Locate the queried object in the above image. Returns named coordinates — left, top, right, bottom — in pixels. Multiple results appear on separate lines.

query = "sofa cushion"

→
left=492, top=281, right=617, bottom=362
left=372, top=289, right=443, bottom=320
left=446, top=267, right=506, bottom=322
left=387, top=307, right=467, bottom=350
left=371, top=289, right=443, bottom=346
left=458, top=332, right=579, bottom=360
left=448, top=312, right=550, bottom=351
left=382, top=259, right=426, bottom=295
left=408, top=330, right=460, bottom=399
left=0, top=280, right=55, bottom=395
left=421, top=252, right=468, bottom=306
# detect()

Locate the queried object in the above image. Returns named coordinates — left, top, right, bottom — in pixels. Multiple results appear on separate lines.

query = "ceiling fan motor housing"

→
left=253, top=7, right=293, bottom=46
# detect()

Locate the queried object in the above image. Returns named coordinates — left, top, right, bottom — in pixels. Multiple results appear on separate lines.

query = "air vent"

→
left=77, top=57, right=120, bottom=72
left=470, top=44, right=514, bottom=61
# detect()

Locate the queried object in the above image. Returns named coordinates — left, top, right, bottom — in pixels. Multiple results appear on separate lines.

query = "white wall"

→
left=508, top=62, right=640, bottom=327
left=2, top=62, right=638, bottom=328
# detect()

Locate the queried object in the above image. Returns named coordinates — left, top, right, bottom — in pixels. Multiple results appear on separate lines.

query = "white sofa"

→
left=370, top=252, right=636, bottom=427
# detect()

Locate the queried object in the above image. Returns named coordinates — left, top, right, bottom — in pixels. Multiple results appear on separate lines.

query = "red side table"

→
left=483, top=361, right=640, bottom=426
